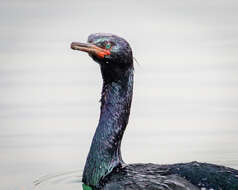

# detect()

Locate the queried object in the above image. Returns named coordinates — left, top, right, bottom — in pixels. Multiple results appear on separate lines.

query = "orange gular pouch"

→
left=97, top=49, right=111, bottom=58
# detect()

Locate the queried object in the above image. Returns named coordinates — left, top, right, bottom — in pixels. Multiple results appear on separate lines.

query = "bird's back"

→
left=164, top=161, right=238, bottom=190
left=99, top=162, right=238, bottom=190
left=100, top=164, right=199, bottom=190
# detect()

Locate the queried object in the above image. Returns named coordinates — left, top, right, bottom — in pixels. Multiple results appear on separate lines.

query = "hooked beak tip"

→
left=71, top=42, right=79, bottom=50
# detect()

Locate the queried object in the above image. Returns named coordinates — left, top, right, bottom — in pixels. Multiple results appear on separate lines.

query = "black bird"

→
left=71, top=33, right=238, bottom=190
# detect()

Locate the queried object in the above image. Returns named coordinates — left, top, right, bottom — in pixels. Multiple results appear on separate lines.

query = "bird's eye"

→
left=105, top=43, right=111, bottom=50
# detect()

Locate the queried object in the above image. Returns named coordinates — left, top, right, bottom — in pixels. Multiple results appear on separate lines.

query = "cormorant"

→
left=71, top=33, right=238, bottom=190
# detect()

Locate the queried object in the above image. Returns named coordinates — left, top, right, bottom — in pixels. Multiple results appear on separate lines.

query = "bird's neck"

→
left=82, top=67, right=134, bottom=187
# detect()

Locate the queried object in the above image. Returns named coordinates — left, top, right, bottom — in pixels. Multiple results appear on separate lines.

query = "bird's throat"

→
left=82, top=67, right=134, bottom=187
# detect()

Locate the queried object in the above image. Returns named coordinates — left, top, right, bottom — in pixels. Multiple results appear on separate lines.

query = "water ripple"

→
left=33, top=169, right=83, bottom=189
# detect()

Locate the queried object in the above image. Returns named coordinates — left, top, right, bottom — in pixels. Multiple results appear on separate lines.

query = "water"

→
left=1, top=0, right=238, bottom=189
left=33, top=169, right=83, bottom=190
left=1, top=64, right=238, bottom=190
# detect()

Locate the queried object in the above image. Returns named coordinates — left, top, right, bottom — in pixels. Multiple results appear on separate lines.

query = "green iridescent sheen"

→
left=82, top=183, right=92, bottom=190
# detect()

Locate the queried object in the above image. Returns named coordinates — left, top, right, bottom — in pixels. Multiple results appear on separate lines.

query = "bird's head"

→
left=71, top=33, right=133, bottom=83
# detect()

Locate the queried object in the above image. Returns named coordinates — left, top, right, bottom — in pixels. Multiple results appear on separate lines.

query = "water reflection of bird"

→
left=71, top=33, right=238, bottom=190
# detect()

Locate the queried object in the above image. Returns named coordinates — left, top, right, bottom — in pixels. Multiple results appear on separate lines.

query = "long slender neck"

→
left=82, top=67, right=134, bottom=187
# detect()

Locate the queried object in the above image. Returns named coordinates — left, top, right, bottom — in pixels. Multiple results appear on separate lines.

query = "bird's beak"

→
left=71, top=42, right=110, bottom=58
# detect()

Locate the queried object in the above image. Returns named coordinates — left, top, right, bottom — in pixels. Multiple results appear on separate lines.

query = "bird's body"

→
left=100, top=161, right=238, bottom=190
left=71, top=33, right=238, bottom=190
left=101, top=163, right=199, bottom=190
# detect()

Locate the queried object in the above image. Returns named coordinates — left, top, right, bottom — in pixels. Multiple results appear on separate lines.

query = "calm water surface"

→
left=1, top=1, right=238, bottom=190
left=1, top=62, right=238, bottom=190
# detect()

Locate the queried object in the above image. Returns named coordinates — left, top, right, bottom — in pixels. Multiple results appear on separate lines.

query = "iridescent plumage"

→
left=71, top=33, right=238, bottom=190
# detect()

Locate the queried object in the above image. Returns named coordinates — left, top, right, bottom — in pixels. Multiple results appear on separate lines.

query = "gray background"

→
left=1, top=0, right=238, bottom=189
